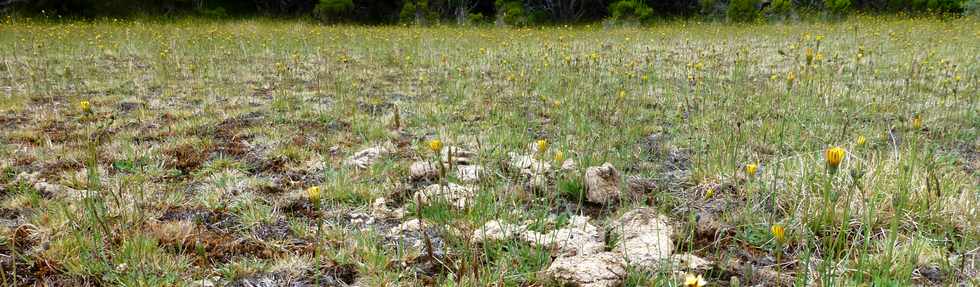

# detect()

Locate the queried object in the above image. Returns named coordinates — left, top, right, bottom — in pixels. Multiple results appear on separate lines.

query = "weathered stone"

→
left=546, top=252, right=626, bottom=287
left=409, top=161, right=438, bottom=180
left=345, top=146, right=387, bottom=169
left=473, top=220, right=527, bottom=242
left=584, top=163, right=621, bottom=204
left=413, top=183, right=476, bottom=209
left=441, top=146, right=475, bottom=166
left=523, top=215, right=604, bottom=256
left=610, top=208, right=674, bottom=269
left=455, top=165, right=483, bottom=182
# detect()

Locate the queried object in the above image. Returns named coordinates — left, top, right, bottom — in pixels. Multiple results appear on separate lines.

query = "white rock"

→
left=546, top=252, right=626, bottom=287
left=508, top=152, right=551, bottom=173
left=409, top=161, right=438, bottom=180
left=670, top=253, right=713, bottom=272
left=584, top=163, right=621, bottom=204
left=473, top=220, right=527, bottom=242
left=441, top=146, right=475, bottom=166
left=414, top=183, right=476, bottom=209
left=611, top=208, right=674, bottom=269
left=560, top=159, right=577, bottom=171
left=524, top=215, right=604, bottom=256
left=345, top=146, right=387, bottom=169
left=455, top=165, right=483, bottom=182
left=371, top=197, right=405, bottom=219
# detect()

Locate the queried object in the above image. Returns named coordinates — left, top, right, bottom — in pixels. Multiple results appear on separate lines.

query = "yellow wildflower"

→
left=554, top=150, right=564, bottom=163
left=428, top=139, right=443, bottom=153
left=856, top=135, right=866, bottom=146
left=306, top=186, right=321, bottom=205
left=745, top=163, right=758, bottom=177
left=826, top=146, right=845, bottom=169
left=771, top=224, right=785, bottom=243
left=536, top=139, right=548, bottom=153
left=912, top=114, right=922, bottom=130
left=79, top=100, right=92, bottom=113
left=684, top=273, right=707, bottom=287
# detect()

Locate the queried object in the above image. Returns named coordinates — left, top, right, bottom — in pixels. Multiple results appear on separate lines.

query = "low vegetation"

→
left=0, top=15, right=977, bottom=286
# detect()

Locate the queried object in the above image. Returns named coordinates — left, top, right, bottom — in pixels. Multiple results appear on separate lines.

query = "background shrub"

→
left=727, top=0, right=760, bottom=21
left=314, top=0, right=353, bottom=22
left=495, top=0, right=529, bottom=26
left=609, top=0, right=655, bottom=22
left=763, top=0, right=796, bottom=21
left=825, top=0, right=852, bottom=15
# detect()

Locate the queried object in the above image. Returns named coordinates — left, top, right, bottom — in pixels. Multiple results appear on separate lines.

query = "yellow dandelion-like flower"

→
left=554, top=150, right=564, bottom=163
left=428, top=139, right=443, bottom=153
left=805, top=48, right=814, bottom=65
left=856, top=135, right=866, bottom=146
left=704, top=188, right=715, bottom=199
left=79, top=100, right=92, bottom=113
left=684, top=273, right=707, bottom=287
left=771, top=224, right=786, bottom=243
left=536, top=139, right=548, bottom=153
left=911, top=114, right=922, bottom=130
left=826, top=146, right=845, bottom=169
left=618, top=90, right=626, bottom=100
left=306, top=186, right=322, bottom=205
left=745, top=163, right=758, bottom=177
left=786, top=71, right=796, bottom=87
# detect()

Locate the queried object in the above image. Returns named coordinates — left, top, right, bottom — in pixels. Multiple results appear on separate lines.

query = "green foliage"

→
left=609, top=0, right=655, bottom=22
left=763, top=0, right=796, bottom=21
left=965, top=0, right=980, bottom=15
left=727, top=0, right=760, bottom=22
left=698, top=0, right=727, bottom=17
left=825, top=0, right=852, bottom=15
left=314, top=0, right=354, bottom=22
left=400, top=0, right=439, bottom=24
left=495, top=0, right=529, bottom=26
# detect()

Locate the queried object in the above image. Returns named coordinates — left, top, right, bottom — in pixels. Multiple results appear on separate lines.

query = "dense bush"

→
left=495, top=0, right=529, bottom=26
left=1, top=0, right=973, bottom=23
left=763, top=0, right=796, bottom=21
left=825, top=0, right=852, bottom=15
left=313, top=0, right=353, bottom=22
left=727, top=0, right=760, bottom=21
left=965, top=0, right=980, bottom=15
left=609, top=0, right=655, bottom=22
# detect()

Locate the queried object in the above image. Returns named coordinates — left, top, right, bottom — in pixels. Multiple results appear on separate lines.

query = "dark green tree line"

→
left=1, top=0, right=973, bottom=22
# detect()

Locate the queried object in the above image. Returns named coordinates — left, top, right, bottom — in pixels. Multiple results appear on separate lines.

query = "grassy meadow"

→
left=0, top=15, right=978, bottom=286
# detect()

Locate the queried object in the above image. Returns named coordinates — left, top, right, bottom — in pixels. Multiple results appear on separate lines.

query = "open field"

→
left=0, top=16, right=978, bottom=286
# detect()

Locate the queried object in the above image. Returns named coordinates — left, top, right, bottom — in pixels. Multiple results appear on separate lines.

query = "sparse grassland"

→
left=0, top=15, right=978, bottom=286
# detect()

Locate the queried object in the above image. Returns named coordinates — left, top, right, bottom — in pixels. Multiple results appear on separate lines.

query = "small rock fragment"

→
left=455, top=165, right=483, bottom=182
left=611, top=208, right=674, bottom=269
left=441, top=146, right=475, bottom=166
left=670, top=253, right=713, bottom=272
left=409, top=161, right=438, bottom=180
left=560, top=159, right=577, bottom=171
left=414, top=183, right=476, bottom=209
left=473, top=220, right=527, bottom=242
left=524, top=215, right=604, bottom=256
left=584, top=163, right=621, bottom=204
left=345, top=146, right=387, bottom=169
left=546, top=252, right=626, bottom=287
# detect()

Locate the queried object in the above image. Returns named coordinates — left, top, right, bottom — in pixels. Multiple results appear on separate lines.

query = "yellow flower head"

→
left=428, top=139, right=444, bottom=153
left=618, top=90, right=626, bottom=100
left=306, top=186, right=321, bottom=204
left=684, top=273, right=707, bottom=287
left=805, top=48, right=814, bottom=65
left=704, top=188, right=715, bottom=199
left=536, top=139, right=548, bottom=153
left=826, top=146, right=846, bottom=168
left=79, top=100, right=92, bottom=113
left=745, top=163, right=758, bottom=177
left=554, top=150, right=564, bottom=163
left=786, top=71, right=797, bottom=87
left=911, top=114, right=922, bottom=130
left=771, top=224, right=786, bottom=243
left=856, top=135, right=867, bottom=146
